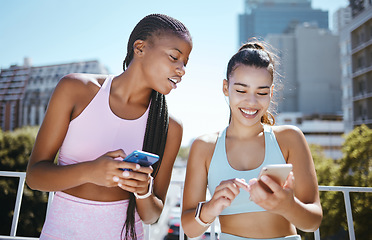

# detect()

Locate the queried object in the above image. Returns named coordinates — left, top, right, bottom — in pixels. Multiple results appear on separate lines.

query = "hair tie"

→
left=239, top=42, right=264, bottom=52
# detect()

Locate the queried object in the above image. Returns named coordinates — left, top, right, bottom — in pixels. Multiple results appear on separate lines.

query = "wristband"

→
left=134, top=176, right=153, bottom=199
left=194, top=201, right=212, bottom=227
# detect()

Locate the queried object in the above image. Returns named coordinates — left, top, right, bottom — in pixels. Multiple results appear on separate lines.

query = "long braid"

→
left=143, top=91, right=169, bottom=177
left=124, top=91, right=168, bottom=240
left=121, top=14, right=190, bottom=239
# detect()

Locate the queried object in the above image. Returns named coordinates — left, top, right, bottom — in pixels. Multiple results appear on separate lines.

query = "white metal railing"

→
left=0, top=171, right=54, bottom=240
left=1, top=171, right=26, bottom=238
left=1, top=171, right=371, bottom=240
left=314, top=186, right=372, bottom=240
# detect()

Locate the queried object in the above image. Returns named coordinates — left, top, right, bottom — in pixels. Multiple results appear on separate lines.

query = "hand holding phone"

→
left=122, top=150, right=159, bottom=168
left=258, top=164, right=293, bottom=187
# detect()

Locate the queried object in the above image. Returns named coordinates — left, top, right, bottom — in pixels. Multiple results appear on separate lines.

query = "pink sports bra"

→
left=58, top=75, right=149, bottom=165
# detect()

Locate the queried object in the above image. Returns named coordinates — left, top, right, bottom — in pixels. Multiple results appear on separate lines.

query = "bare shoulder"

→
left=271, top=124, right=305, bottom=142
left=190, top=132, right=219, bottom=159
left=56, top=73, right=107, bottom=92
left=272, top=124, right=310, bottom=162
left=52, top=73, right=110, bottom=120
left=184, top=132, right=219, bottom=176
left=194, top=132, right=219, bottom=146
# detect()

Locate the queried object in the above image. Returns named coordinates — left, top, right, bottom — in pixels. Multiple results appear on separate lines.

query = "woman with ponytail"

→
left=181, top=40, right=322, bottom=240
left=26, top=14, right=192, bottom=239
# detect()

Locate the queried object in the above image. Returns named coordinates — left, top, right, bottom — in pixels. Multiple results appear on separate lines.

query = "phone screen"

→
left=123, top=150, right=159, bottom=167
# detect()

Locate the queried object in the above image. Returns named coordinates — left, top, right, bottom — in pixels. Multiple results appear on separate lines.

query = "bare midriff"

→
left=219, top=211, right=297, bottom=238
left=63, top=183, right=130, bottom=202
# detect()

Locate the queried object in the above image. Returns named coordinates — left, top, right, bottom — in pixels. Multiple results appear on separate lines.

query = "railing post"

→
left=144, top=224, right=151, bottom=240
left=10, top=172, right=26, bottom=237
left=210, top=221, right=216, bottom=240
left=314, top=228, right=321, bottom=240
left=179, top=184, right=184, bottom=240
left=45, top=192, right=54, bottom=217
left=343, top=190, right=356, bottom=240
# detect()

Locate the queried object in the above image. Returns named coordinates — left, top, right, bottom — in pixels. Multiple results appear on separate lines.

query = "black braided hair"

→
left=121, top=14, right=191, bottom=240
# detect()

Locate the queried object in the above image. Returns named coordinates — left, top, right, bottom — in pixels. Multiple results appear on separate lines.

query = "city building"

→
left=238, top=1, right=344, bottom=158
left=339, top=0, right=372, bottom=132
left=0, top=61, right=30, bottom=131
left=276, top=112, right=344, bottom=160
left=265, top=23, right=343, bottom=159
left=266, top=23, right=342, bottom=115
left=0, top=58, right=108, bottom=131
left=333, top=6, right=352, bottom=34
left=238, top=0, right=328, bottom=44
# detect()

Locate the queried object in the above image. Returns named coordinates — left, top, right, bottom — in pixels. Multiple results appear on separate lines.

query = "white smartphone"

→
left=258, top=164, right=293, bottom=187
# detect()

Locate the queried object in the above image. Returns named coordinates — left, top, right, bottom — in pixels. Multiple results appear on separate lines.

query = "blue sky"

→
left=0, top=0, right=348, bottom=146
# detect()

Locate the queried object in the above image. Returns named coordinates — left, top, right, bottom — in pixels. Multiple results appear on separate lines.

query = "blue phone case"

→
left=123, top=150, right=159, bottom=167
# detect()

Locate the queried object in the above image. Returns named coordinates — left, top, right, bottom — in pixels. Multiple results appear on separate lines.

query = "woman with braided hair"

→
left=26, top=14, right=192, bottom=239
left=181, top=40, right=322, bottom=240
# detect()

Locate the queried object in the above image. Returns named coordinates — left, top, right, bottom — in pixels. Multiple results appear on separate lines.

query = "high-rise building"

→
left=264, top=22, right=343, bottom=160
left=339, top=0, right=372, bottom=132
left=333, top=7, right=352, bottom=34
left=266, top=23, right=342, bottom=115
left=238, top=0, right=328, bottom=44
left=0, top=58, right=108, bottom=131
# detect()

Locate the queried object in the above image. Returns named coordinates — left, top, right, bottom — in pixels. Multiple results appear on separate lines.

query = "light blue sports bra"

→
left=207, top=125, right=286, bottom=215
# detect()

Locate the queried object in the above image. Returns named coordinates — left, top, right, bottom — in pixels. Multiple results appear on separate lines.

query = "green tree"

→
left=334, top=125, right=372, bottom=239
left=305, top=144, right=346, bottom=239
left=304, top=125, right=372, bottom=240
left=0, top=126, right=48, bottom=237
left=177, top=146, right=190, bottom=161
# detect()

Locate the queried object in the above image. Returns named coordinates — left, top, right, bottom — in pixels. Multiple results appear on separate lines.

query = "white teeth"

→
left=241, top=109, right=258, bottom=115
left=169, top=78, right=178, bottom=84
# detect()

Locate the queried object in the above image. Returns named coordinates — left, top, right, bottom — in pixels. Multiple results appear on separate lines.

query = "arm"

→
left=249, top=126, right=323, bottom=232
left=26, top=74, right=129, bottom=191
left=181, top=137, right=212, bottom=238
left=181, top=135, right=249, bottom=238
left=282, top=126, right=323, bottom=231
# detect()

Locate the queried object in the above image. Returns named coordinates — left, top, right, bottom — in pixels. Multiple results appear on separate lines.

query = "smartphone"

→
left=123, top=150, right=159, bottom=167
left=258, top=164, right=293, bottom=187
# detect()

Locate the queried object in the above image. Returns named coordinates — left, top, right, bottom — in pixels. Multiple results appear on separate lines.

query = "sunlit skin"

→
left=182, top=65, right=322, bottom=238
left=26, top=33, right=192, bottom=224
left=224, top=65, right=273, bottom=131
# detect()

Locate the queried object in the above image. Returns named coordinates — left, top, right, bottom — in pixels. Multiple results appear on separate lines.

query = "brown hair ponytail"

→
left=226, top=39, right=281, bottom=126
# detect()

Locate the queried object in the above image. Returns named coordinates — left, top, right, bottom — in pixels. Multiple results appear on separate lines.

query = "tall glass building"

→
left=239, top=0, right=328, bottom=44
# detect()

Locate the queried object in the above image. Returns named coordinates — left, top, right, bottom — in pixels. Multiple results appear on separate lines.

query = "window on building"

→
left=357, top=56, right=364, bottom=70
left=359, top=31, right=364, bottom=44
left=359, top=78, right=367, bottom=95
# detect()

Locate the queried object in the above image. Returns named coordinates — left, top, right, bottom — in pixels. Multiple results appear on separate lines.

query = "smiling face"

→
left=138, top=33, right=192, bottom=95
left=223, top=65, right=273, bottom=127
